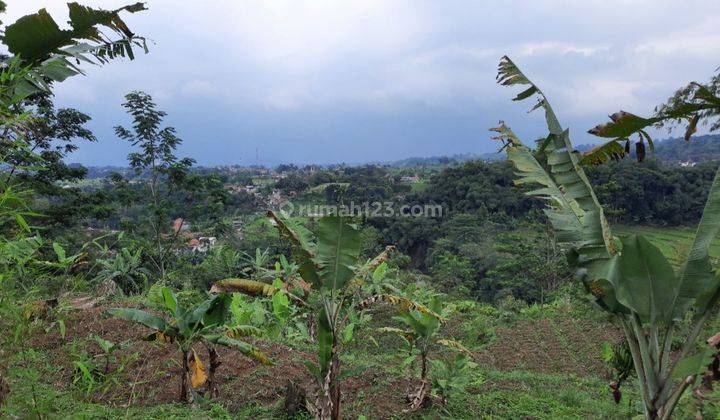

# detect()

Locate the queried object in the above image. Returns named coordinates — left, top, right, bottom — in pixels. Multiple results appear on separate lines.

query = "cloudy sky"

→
left=5, top=1, right=720, bottom=166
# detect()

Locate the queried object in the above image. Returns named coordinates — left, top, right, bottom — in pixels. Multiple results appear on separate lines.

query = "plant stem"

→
left=630, top=315, right=659, bottom=405
left=180, top=349, right=189, bottom=403
left=621, top=318, right=651, bottom=418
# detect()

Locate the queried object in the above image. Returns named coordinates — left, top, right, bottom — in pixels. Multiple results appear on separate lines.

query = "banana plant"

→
left=493, top=56, right=720, bottom=419
left=94, top=247, right=150, bottom=294
left=429, top=353, right=476, bottom=405
left=107, top=287, right=271, bottom=404
left=212, top=211, right=433, bottom=420
left=584, top=71, right=720, bottom=165
left=378, top=295, right=468, bottom=410
left=602, top=341, right=634, bottom=404
left=241, top=248, right=272, bottom=279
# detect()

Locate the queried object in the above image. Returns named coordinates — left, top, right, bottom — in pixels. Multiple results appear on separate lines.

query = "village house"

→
left=268, top=189, right=284, bottom=206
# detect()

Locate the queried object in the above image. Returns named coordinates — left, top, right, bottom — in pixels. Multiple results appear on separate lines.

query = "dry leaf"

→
left=189, top=349, right=208, bottom=389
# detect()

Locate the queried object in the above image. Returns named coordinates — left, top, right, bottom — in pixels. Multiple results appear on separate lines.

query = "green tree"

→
left=114, top=91, right=195, bottom=280
left=380, top=295, right=467, bottom=410
left=213, top=212, right=435, bottom=420
left=494, top=55, right=720, bottom=419
left=94, top=247, right=150, bottom=294
left=0, top=1, right=148, bottom=192
left=584, top=67, right=720, bottom=164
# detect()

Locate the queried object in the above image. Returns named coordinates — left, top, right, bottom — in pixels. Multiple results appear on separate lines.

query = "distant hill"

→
left=79, top=135, right=720, bottom=177
left=388, top=152, right=503, bottom=167
left=387, top=135, right=720, bottom=167
left=651, top=134, right=720, bottom=164
left=83, top=166, right=135, bottom=179
left=578, top=134, right=720, bottom=165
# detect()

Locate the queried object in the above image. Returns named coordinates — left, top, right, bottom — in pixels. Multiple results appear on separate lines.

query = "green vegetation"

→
left=213, top=212, right=443, bottom=419
left=108, top=287, right=271, bottom=404
left=615, top=225, right=720, bottom=268
left=494, top=55, right=720, bottom=419
left=3, top=2, right=720, bottom=420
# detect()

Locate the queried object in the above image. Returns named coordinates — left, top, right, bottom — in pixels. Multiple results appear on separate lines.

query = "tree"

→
left=115, top=91, right=195, bottom=279
left=379, top=294, right=467, bottom=410
left=275, top=173, right=309, bottom=194
left=3, top=93, right=94, bottom=179
left=584, top=67, right=720, bottom=164
left=212, top=211, right=437, bottom=420
left=0, top=1, right=148, bottom=192
left=493, top=55, right=720, bottom=419
left=4, top=94, right=113, bottom=231
left=586, top=160, right=716, bottom=225
left=170, top=171, right=232, bottom=234
left=94, top=247, right=150, bottom=294
left=276, top=163, right=299, bottom=173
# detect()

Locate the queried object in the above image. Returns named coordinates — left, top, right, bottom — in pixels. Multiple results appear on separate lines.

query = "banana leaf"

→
left=206, top=335, right=273, bottom=366
left=675, top=168, right=720, bottom=314
left=315, top=216, right=361, bottom=292
left=106, top=308, right=172, bottom=334
left=615, top=235, right=676, bottom=323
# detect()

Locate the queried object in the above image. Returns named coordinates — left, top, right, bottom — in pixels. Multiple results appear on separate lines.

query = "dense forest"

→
left=3, top=2, right=720, bottom=420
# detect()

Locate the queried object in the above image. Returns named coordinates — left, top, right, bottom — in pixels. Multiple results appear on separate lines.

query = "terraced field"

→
left=614, top=225, right=720, bottom=268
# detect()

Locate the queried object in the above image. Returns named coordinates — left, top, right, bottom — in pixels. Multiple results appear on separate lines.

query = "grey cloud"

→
left=5, top=0, right=719, bottom=165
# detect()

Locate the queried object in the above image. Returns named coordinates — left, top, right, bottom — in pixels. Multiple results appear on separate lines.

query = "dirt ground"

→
left=475, top=316, right=621, bottom=378
left=33, top=305, right=415, bottom=417
left=26, top=301, right=623, bottom=418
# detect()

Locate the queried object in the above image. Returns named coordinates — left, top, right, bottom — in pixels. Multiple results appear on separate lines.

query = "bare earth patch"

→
left=475, top=316, right=621, bottom=378
left=33, top=304, right=413, bottom=417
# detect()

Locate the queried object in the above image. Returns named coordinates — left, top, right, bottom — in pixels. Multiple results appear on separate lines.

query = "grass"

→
left=409, top=180, right=429, bottom=193
left=0, top=296, right=642, bottom=419
left=308, top=182, right=349, bottom=193
left=251, top=177, right=275, bottom=186
left=614, top=225, right=720, bottom=267
left=4, top=275, right=719, bottom=419
left=464, top=369, right=635, bottom=419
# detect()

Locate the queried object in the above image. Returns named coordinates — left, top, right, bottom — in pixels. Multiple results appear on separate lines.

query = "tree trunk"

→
left=316, top=342, right=341, bottom=420
left=329, top=345, right=341, bottom=420
left=180, top=349, right=189, bottom=403
left=206, top=345, right=221, bottom=398
left=407, top=350, right=431, bottom=411
left=317, top=370, right=333, bottom=420
left=307, top=312, right=317, bottom=342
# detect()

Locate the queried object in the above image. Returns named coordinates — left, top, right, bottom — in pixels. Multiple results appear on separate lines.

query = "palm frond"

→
left=207, top=335, right=273, bottom=366
left=1, top=2, right=148, bottom=97
left=494, top=57, right=621, bottom=311
left=437, top=339, right=472, bottom=355
left=497, top=55, right=562, bottom=135
left=356, top=294, right=444, bottom=320
left=226, top=324, right=263, bottom=339
left=580, top=140, right=629, bottom=166
left=210, top=278, right=279, bottom=297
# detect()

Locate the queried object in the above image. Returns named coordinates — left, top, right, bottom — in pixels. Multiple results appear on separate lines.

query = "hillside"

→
left=651, top=135, right=720, bottom=164
left=576, top=134, right=720, bottom=166
left=0, top=292, right=634, bottom=419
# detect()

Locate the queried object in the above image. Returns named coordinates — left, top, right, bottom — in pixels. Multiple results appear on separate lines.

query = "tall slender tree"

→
left=115, top=91, right=195, bottom=280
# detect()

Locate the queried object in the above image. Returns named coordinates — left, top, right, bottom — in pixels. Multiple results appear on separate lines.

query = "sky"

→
left=5, top=0, right=720, bottom=166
